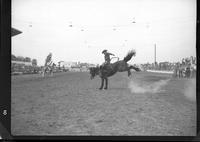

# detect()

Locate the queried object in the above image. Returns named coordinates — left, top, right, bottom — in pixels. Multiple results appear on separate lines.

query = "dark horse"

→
left=89, top=50, right=140, bottom=90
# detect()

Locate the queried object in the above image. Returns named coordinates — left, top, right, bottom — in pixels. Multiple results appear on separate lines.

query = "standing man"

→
left=182, top=58, right=185, bottom=66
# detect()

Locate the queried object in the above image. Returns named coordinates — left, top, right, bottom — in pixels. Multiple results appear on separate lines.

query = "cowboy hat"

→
left=102, top=49, right=107, bottom=54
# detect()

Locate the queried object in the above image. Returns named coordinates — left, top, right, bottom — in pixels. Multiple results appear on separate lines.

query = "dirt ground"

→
left=11, top=71, right=196, bottom=136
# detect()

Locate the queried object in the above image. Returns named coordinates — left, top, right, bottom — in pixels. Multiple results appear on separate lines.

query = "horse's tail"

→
left=123, top=49, right=136, bottom=62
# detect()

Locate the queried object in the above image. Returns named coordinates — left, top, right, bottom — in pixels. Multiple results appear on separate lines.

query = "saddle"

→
left=101, top=63, right=113, bottom=71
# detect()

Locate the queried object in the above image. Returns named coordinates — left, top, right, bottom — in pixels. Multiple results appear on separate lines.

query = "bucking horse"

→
left=89, top=49, right=141, bottom=90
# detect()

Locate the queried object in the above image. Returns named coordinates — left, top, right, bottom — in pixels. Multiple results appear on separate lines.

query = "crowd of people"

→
left=139, top=56, right=196, bottom=78
left=11, top=63, right=41, bottom=74
left=12, top=53, right=74, bottom=75
left=173, top=56, right=196, bottom=78
left=12, top=52, right=196, bottom=78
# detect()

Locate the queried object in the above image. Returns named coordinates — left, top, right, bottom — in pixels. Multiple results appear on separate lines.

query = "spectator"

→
left=182, top=58, right=185, bottom=65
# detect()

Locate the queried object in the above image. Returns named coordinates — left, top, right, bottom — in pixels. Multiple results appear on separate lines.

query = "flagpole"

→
left=154, top=44, right=156, bottom=65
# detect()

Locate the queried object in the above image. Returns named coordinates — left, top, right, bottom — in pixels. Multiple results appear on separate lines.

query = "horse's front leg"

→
left=104, top=78, right=108, bottom=90
left=99, top=78, right=104, bottom=90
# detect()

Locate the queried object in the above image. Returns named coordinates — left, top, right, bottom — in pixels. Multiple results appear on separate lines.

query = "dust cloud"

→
left=128, top=79, right=170, bottom=94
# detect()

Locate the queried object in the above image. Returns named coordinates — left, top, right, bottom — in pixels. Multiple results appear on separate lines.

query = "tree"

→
left=25, top=57, right=31, bottom=62
left=11, top=54, right=17, bottom=60
left=32, top=59, right=37, bottom=66
left=17, top=56, right=24, bottom=61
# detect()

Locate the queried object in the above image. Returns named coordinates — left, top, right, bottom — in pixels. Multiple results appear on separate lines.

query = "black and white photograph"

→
left=11, top=0, right=196, bottom=136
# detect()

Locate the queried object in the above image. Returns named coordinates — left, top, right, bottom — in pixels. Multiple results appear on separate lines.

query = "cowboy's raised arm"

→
left=108, top=52, right=115, bottom=56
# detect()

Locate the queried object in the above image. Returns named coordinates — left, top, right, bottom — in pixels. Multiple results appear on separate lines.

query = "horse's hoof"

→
left=99, top=88, right=103, bottom=90
left=103, top=88, right=107, bottom=90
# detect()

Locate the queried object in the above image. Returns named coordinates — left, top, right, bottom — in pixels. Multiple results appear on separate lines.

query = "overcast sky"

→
left=12, top=0, right=196, bottom=66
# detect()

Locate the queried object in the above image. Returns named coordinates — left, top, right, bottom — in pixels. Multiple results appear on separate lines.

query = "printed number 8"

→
left=3, top=110, right=7, bottom=115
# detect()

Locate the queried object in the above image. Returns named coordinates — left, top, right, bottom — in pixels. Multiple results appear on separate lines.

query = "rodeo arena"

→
left=11, top=26, right=196, bottom=136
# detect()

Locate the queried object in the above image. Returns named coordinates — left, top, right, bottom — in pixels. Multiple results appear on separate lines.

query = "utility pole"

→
left=154, top=44, right=157, bottom=70
left=154, top=44, right=156, bottom=65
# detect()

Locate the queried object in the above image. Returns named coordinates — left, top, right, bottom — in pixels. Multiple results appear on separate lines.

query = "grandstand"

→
left=12, top=60, right=32, bottom=66
left=11, top=55, right=41, bottom=75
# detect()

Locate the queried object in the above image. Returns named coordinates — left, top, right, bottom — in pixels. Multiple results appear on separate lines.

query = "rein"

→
left=111, top=57, right=119, bottom=62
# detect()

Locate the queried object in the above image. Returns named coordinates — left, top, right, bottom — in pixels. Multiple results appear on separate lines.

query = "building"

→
left=60, top=61, right=78, bottom=69
left=12, top=60, right=32, bottom=66
left=88, top=63, right=96, bottom=67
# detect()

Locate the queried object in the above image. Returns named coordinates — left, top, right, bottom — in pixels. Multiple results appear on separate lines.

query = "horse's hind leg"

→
left=99, top=78, right=104, bottom=90
left=127, top=67, right=132, bottom=76
left=130, top=65, right=140, bottom=71
left=127, top=66, right=138, bottom=77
